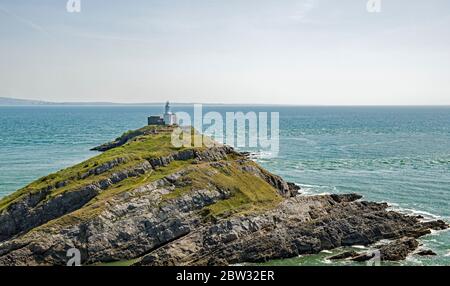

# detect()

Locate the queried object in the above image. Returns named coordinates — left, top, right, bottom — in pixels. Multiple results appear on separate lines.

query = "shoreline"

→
left=0, top=140, right=448, bottom=266
left=0, top=126, right=448, bottom=266
left=1, top=107, right=449, bottom=266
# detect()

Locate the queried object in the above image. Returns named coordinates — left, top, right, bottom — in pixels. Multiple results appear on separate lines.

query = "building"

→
left=163, top=101, right=177, bottom=125
left=147, top=101, right=177, bottom=126
left=147, top=116, right=165, bottom=125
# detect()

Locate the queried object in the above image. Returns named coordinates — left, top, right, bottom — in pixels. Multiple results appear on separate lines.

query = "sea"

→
left=0, top=105, right=449, bottom=266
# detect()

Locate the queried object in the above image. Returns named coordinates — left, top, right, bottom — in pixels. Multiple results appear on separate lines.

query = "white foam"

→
left=352, top=245, right=367, bottom=249
left=387, top=206, right=441, bottom=221
left=374, top=239, right=392, bottom=246
left=405, top=255, right=423, bottom=265
left=296, top=183, right=336, bottom=197
left=445, top=251, right=450, bottom=257
left=296, top=184, right=316, bottom=195
left=320, top=250, right=332, bottom=254
left=298, top=187, right=314, bottom=195
left=302, top=192, right=331, bottom=197
left=385, top=202, right=399, bottom=207
left=252, top=151, right=275, bottom=159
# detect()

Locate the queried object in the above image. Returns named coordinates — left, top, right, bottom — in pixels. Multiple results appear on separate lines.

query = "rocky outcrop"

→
left=0, top=126, right=448, bottom=266
left=330, top=237, right=444, bottom=262
left=136, top=196, right=447, bottom=266
left=90, top=128, right=156, bottom=151
left=378, top=237, right=419, bottom=261
left=329, top=251, right=359, bottom=260
left=80, top=158, right=127, bottom=179
left=0, top=146, right=236, bottom=244
left=0, top=184, right=98, bottom=243
left=416, top=249, right=437, bottom=256
left=350, top=237, right=419, bottom=262
left=0, top=160, right=155, bottom=243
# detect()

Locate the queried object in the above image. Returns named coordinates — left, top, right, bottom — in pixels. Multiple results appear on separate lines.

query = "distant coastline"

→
left=0, top=97, right=262, bottom=107
left=0, top=97, right=161, bottom=106
left=0, top=97, right=277, bottom=107
left=1, top=97, right=449, bottom=107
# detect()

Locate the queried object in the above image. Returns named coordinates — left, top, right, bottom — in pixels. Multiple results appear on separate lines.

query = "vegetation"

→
left=1, top=125, right=283, bottom=232
left=199, top=162, right=282, bottom=218
left=0, top=125, right=206, bottom=212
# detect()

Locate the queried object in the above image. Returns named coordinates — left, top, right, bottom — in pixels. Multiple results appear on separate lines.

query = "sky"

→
left=0, top=0, right=449, bottom=105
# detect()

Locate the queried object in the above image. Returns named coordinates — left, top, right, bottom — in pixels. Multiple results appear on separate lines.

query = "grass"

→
left=37, top=159, right=284, bottom=266
left=200, top=162, right=283, bottom=218
left=0, top=125, right=210, bottom=212
left=161, top=160, right=283, bottom=218
left=27, top=157, right=282, bottom=232
left=0, top=124, right=290, bottom=267
left=1, top=124, right=283, bottom=244
left=35, top=159, right=196, bottom=229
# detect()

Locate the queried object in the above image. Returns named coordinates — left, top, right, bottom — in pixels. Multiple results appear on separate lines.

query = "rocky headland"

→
left=0, top=125, right=447, bottom=266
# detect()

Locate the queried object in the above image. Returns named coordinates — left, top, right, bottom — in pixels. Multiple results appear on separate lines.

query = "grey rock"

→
left=136, top=196, right=444, bottom=266
left=416, top=249, right=437, bottom=256
left=328, top=250, right=359, bottom=260
left=352, top=237, right=420, bottom=262
left=0, top=144, right=447, bottom=266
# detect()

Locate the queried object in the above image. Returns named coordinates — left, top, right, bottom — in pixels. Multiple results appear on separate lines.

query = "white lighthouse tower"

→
left=163, top=101, right=177, bottom=125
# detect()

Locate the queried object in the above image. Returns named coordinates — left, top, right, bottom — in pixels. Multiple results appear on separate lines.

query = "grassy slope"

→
left=0, top=125, right=283, bottom=229
left=0, top=125, right=195, bottom=211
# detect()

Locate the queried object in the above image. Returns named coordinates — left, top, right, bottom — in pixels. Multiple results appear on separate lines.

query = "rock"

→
left=330, top=193, right=362, bottom=203
left=351, top=252, right=377, bottom=262
left=137, top=198, right=447, bottom=266
left=328, top=250, right=359, bottom=260
left=379, top=237, right=419, bottom=261
left=352, top=237, right=420, bottom=262
left=287, top=182, right=301, bottom=193
left=416, top=249, right=437, bottom=256
left=0, top=126, right=448, bottom=266
left=0, top=147, right=229, bottom=244
left=421, top=220, right=449, bottom=231
left=90, top=128, right=151, bottom=151
left=239, top=152, right=251, bottom=158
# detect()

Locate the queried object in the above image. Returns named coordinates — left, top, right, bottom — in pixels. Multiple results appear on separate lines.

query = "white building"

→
left=148, top=101, right=177, bottom=126
left=163, top=101, right=177, bottom=125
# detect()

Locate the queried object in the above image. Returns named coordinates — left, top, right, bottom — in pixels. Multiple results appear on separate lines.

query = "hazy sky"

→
left=1, top=0, right=449, bottom=105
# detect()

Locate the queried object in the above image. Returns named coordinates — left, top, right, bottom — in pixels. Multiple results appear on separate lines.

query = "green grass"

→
left=0, top=124, right=290, bottom=269
left=35, top=159, right=196, bottom=229
left=161, top=161, right=283, bottom=218
left=1, top=124, right=283, bottom=243
left=0, top=125, right=211, bottom=212
left=201, top=162, right=283, bottom=218
left=28, top=158, right=282, bottom=233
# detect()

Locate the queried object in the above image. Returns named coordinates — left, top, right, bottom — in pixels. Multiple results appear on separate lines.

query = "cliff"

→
left=0, top=125, right=447, bottom=266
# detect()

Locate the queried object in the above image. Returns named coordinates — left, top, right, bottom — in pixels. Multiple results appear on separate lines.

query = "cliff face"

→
left=0, top=126, right=447, bottom=266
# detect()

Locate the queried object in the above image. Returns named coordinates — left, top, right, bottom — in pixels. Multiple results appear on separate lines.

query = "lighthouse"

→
left=147, top=101, right=177, bottom=126
left=165, top=101, right=171, bottom=114
left=163, top=101, right=177, bottom=125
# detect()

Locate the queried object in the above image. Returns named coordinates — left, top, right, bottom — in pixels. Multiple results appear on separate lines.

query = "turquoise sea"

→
left=0, top=106, right=449, bottom=266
